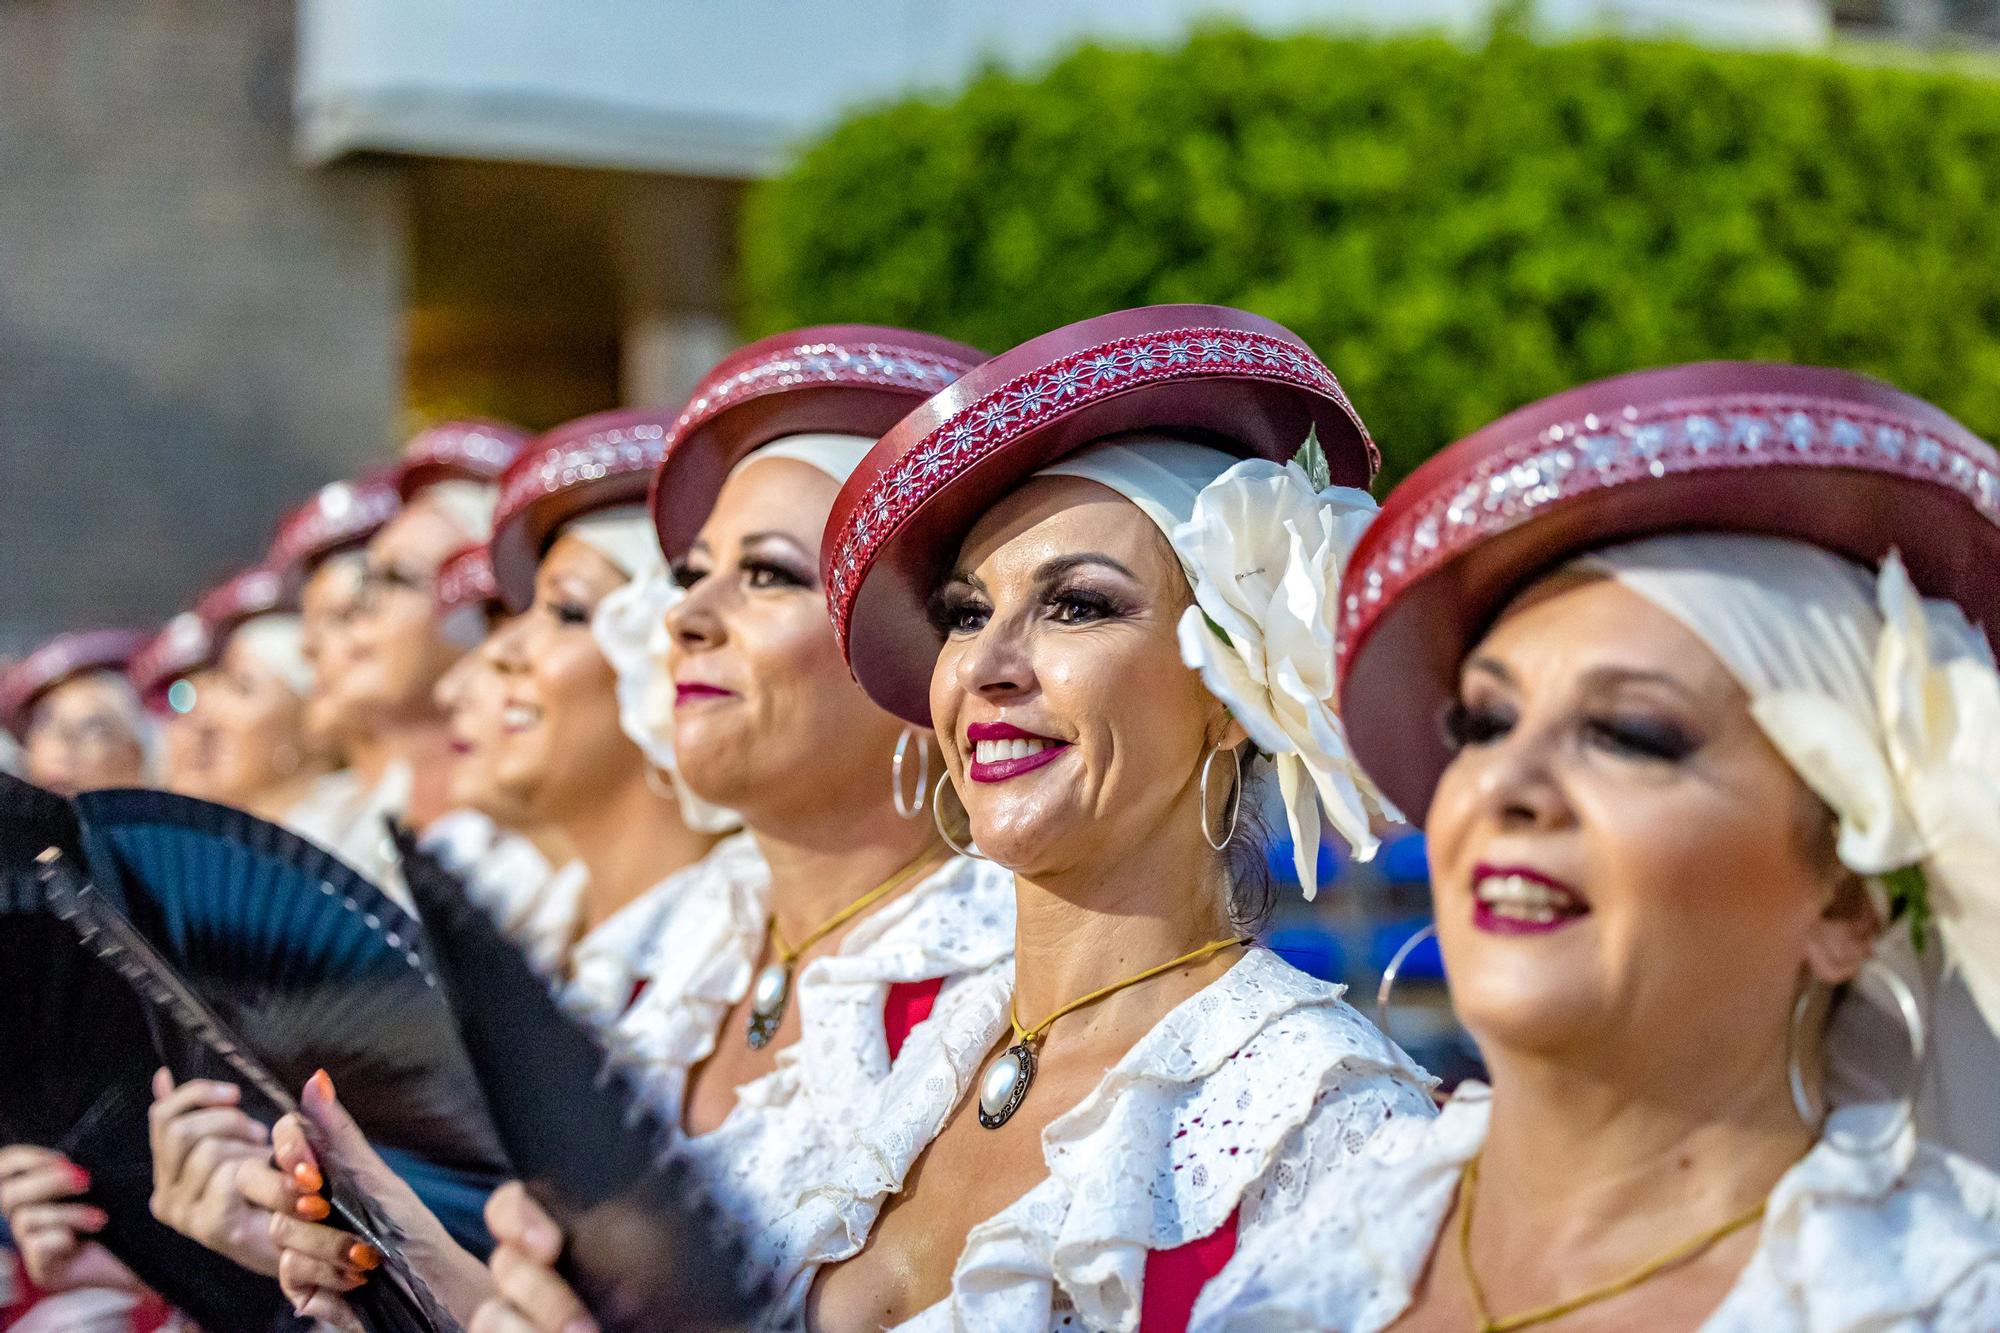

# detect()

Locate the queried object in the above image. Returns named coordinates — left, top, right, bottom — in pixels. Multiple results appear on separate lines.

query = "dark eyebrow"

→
left=1466, top=654, right=1702, bottom=703
left=939, top=568, right=987, bottom=594
left=1035, top=553, right=1138, bottom=585
left=1464, top=655, right=1513, bottom=685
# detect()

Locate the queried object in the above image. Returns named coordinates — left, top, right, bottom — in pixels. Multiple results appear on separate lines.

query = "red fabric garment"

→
left=1138, top=1209, right=1240, bottom=1333
left=0, top=1251, right=177, bottom=1333
left=882, top=977, right=945, bottom=1061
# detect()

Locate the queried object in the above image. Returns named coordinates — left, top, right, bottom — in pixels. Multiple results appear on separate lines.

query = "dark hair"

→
left=1219, top=744, right=1277, bottom=934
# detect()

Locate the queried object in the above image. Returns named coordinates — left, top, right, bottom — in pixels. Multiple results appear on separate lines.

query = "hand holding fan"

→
left=0, top=774, right=302, bottom=1331
left=394, top=829, right=766, bottom=1331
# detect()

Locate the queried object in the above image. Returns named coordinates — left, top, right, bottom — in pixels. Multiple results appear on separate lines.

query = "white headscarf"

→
left=419, top=480, right=502, bottom=545
left=1034, top=436, right=1395, bottom=898
left=231, top=614, right=315, bottom=697
left=562, top=505, right=665, bottom=583
left=1573, top=533, right=2000, bottom=1035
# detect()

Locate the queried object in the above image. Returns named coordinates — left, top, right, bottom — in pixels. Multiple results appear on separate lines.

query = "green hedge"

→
left=741, top=27, right=2000, bottom=482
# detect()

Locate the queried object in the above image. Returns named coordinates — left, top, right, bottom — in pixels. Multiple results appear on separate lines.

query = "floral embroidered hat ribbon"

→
left=825, top=305, right=1389, bottom=898
left=1337, top=360, right=2000, bottom=1030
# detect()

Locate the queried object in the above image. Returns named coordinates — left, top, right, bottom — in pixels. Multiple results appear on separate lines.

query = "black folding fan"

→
left=394, top=828, right=765, bottom=1332
left=39, top=787, right=521, bottom=1332
left=0, top=774, right=302, bottom=1331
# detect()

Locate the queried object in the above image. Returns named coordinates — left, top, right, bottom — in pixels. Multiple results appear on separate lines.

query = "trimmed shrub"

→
left=742, top=26, right=2000, bottom=480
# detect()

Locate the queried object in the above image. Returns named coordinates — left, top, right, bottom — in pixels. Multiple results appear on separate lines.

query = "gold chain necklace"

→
left=977, top=936, right=1248, bottom=1129
left=746, top=843, right=949, bottom=1048
left=1455, top=1155, right=1768, bottom=1332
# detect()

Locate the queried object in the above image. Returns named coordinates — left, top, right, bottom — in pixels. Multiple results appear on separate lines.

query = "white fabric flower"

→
left=591, top=569, right=740, bottom=835
left=1172, top=458, right=1401, bottom=896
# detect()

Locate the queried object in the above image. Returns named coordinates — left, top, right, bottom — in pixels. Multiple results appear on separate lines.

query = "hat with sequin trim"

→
left=195, top=567, right=291, bottom=641
left=268, top=471, right=403, bottom=594
left=1, top=628, right=152, bottom=735
left=827, top=304, right=1378, bottom=728
left=434, top=543, right=501, bottom=618
left=1337, top=361, right=2000, bottom=823
left=394, top=420, right=532, bottom=498
left=128, top=613, right=216, bottom=712
left=648, top=325, right=985, bottom=562
left=490, top=408, right=676, bottom=611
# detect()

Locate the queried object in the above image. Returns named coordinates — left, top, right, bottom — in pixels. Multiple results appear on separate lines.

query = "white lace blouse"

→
left=562, top=833, right=1017, bottom=1245
left=418, top=809, right=584, bottom=973
left=283, top=762, right=413, bottom=908
left=1191, top=1082, right=2000, bottom=1332
left=769, top=946, right=1436, bottom=1332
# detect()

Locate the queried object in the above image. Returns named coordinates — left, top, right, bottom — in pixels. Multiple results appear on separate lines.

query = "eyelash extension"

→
left=1587, top=716, right=1699, bottom=763
left=742, top=557, right=812, bottom=590
left=926, top=587, right=989, bottom=636
left=1441, top=700, right=1513, bottom=751
left=670, top=562, right=705, bottom=588
left=548, top=599, right=592, bottom=627
left=1047, top=585, right=1127, bottom=624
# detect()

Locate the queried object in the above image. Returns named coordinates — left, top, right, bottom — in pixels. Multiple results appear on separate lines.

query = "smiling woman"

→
left=1195, top=363, right=2000, bottom=1332
left=732, top=305, right=1437, bottom=1333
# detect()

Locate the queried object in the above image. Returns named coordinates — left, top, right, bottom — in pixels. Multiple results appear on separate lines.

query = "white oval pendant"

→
left=752, top=963, right=790, bottom=1016
left=977, top=1042, right=1036, bottom=1129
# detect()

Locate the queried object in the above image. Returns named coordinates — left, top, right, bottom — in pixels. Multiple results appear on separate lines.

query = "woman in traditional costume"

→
left=126, top=613, right=214, bottom=796
left=0, top=629, right=153, bottom=795
left=475, top=306, right=1436, bottom=1333
left=1194, top=362, right=2000, bottom=1331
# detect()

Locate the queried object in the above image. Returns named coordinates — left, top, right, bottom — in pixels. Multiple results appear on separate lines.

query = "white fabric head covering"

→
left=1028, top=436, right=1396, bottom=897
left=560, top=505, right=665, bottom=582
left=1571, top=533, right=2000, bottom=1034
left=725, top=432, right=875, bottom=486
left=231, top=614, right=315, bottom=698
left=417, top=480, right=501, bottom=544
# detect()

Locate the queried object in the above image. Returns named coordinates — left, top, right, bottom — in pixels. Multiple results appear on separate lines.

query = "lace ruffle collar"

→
left=784, top=947, right=1431, bottom=1331
left=1193, top=1084, right=2000, bottom=1332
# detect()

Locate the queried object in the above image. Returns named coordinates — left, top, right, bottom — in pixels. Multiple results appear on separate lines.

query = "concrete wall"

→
left=0, top=0, right=406, bottom=651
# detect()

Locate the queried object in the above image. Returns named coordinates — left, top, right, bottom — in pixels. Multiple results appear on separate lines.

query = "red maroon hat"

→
left=395, top=419, right=532, bottom=499
left=267, top=470, right=402, bottom=593
left=826, top=304, right=1377, bottom=725
left=1337, top=361, right=2000, bottom=822
left=489, top=408, right=673, bottom=611
left=0, top=628, right=151, bottom=735
left=649, top=325, right=987, bottom=562
left=128, top=613, right=216, bottom=711
left=194, top=567, right=291, bottom=641
left=434, top=543, right=501, bottom=616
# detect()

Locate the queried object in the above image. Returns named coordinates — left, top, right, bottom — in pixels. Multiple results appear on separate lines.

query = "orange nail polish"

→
left=296, top=1195, right=330, bottom=1222
left=292, top=1161, right=323, bottom=1193
left=306, top=1068, right=335, bottom=1102
left=348, top=1242, right=382, bottom=1272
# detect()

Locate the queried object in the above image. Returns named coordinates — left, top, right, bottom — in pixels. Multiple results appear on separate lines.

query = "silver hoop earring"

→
left=1789, top=958, right=1926, bottom=1157
left=931, top=774, right=986, bottom=861
left=1375, top=921, right=1438, bottom=1047
left=1198, top=743, right=1242, bottom=852
left=892, top=727, right=929, bottom=821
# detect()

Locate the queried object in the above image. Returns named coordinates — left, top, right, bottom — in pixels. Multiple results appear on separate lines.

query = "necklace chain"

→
left=1455, top=1154, right=1768, bottom=1333
left=767, top=843, right=949, bottom=965
left=1008, top=935, right=1249, bottom=1048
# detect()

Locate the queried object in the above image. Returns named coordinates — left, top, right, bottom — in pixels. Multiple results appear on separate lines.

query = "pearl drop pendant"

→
left=977, top=1041, right=1037, bottom=1129
left=747, top=961, right=790, bottom=1049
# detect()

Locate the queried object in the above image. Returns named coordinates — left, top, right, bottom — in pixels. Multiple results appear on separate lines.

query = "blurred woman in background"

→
left=125, top=612, right=214, bottom=797
left=0, top=629, right=153, bottom=796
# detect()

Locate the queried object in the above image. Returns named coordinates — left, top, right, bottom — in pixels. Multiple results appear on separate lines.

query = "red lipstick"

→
left=675, top=682, right=736, bottom=706
left=1470, top=863, right=1589, bottom=937
left=966, top=720, right=1071, bottom=784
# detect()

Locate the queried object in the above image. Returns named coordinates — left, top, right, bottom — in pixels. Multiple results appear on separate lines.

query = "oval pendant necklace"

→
left=747, top=844, right=950, bottom=1049
left=978, top=935, right=1248, bottom=1129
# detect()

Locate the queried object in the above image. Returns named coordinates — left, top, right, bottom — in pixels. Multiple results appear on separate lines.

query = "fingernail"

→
left=306, top=1068, right=335, bottom=1103
left=69, top=1166, right=92, bottom=1191
left=562, top=1318, right=595, bottom=1333
left=295, top=1195, right=330, bottom=1222
left=348, top=1242, right=381, bottom=1272
left=292, top=1161, right=322, bottom=1193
